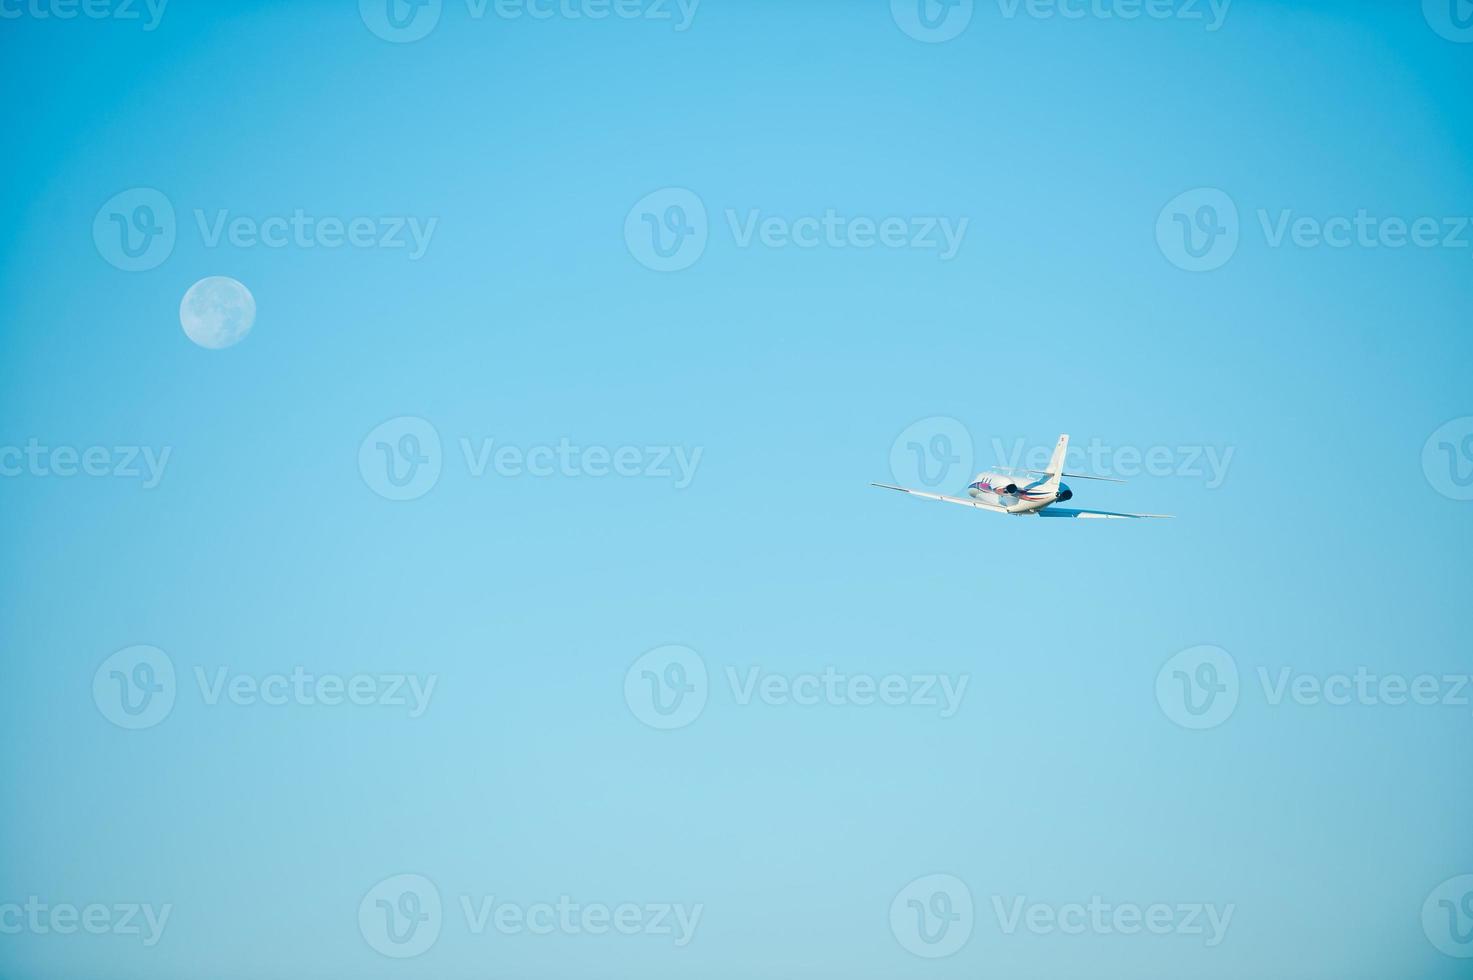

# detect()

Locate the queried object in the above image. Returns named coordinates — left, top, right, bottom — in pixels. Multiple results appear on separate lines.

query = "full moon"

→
left=179, top=276, right=255, bottom=349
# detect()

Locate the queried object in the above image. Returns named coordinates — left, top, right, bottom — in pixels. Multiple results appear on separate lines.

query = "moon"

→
left=179, top=276, right=255, bottom=349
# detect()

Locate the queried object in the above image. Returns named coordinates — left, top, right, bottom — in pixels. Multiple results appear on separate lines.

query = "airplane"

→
left=873, top=434, right=1172, bottom=519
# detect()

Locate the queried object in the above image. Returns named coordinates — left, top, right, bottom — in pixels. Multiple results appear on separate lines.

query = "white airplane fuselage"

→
left=874, top=433, right=1170, bottom=520
left=966, top=471, right=1073, bottom=514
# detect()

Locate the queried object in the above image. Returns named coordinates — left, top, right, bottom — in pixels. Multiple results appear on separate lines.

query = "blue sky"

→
left=2, top=1, right=1472, bottom=977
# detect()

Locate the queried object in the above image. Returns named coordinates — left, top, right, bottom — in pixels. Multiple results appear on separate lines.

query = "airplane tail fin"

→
left=1039, top=434, right=1069, bottom=492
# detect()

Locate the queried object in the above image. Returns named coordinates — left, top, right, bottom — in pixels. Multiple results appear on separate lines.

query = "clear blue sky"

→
left=2, top=1, right=1472, bottom=977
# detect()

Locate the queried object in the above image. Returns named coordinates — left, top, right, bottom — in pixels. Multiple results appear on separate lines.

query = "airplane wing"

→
left=870, top=483, right=1008, bottom=513
left=1034, top=507, right=1173, bottom=519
